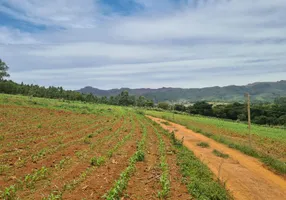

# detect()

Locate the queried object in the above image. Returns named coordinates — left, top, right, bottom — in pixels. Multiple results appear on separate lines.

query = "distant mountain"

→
left=77, top=80, right=286, bottom=103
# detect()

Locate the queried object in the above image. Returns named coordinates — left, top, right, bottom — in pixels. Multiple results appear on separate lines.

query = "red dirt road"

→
left=148, top=116, right=286, bottom=200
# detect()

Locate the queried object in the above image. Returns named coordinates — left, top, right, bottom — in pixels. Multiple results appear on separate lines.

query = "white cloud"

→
left=0, top=0, right=285, bottom=89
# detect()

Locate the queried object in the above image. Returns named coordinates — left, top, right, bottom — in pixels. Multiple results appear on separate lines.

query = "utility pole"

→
left=172, top=100, right=175, bottom=121
left=245, top=93, right=251, bottom=147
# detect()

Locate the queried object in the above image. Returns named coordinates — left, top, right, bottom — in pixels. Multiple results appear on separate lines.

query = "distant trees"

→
left=174, top=104, right=186, bottom=112
left=0, top=59, right=10, bottom=80
left=0, top=80, right=155, bottom=108
left=182, top=99, right=286, bottom=126
left=158, top=102, right=170, bottom=110
left=189, top=101, right=213, bottom=116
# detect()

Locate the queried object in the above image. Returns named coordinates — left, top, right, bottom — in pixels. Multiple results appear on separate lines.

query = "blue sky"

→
left=0, top=0, right=286, bottom=89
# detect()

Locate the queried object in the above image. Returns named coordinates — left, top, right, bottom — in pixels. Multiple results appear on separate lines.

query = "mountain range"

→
left=77, top=80, right=286, bottom=103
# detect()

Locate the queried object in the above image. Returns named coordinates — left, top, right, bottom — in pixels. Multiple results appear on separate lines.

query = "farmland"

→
left=145, top=110, right=286, bottom=175
left=0, top=94, right=230, bottom=200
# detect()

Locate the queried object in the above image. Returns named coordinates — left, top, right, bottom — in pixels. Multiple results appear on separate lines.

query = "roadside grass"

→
left=197, top=142, right=210, bottom=148
left=212, top=150, right=229, bottom=159
left=168, top=131, right=231, bottom=200
left=150, top=117, right=232, bottom=200
left=146, top=110, right=286, bottom=175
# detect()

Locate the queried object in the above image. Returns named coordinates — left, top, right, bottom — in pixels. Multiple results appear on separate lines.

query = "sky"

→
left=0, top=0, right=286, bottom=90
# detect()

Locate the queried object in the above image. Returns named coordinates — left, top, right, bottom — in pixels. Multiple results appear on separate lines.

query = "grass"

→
left=165, top=130, right=231, bottom=200
left=212, top=150, right=229, bottom=159
left=197, top=142, right=210, bottom=148
left=146, top=110, right=286, bottom=175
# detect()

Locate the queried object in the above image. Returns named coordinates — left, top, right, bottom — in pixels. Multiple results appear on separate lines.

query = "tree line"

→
left=158, top=100, right=286, bottom=126
left=0, top=80, right=154, bottom=107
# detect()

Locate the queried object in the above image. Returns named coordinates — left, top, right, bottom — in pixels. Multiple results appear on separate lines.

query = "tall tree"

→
left=0, top=59, right=10, bottom=80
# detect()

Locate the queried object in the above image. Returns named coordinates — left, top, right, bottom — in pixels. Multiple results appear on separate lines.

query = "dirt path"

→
left=148, top=116, right=286, bottom=200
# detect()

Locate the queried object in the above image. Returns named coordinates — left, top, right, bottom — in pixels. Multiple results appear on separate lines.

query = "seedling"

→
left=90, top=156, right=105, bottom=166
left=0, top=135, right=4, bottom=141
left=43, top=191, right=62, bottom=200
left=0, top=185, right=17, bottom=200
left=24, top=167, right=49, bottom=188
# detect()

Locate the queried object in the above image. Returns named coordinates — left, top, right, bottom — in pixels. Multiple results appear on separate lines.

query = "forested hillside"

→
left=78, top=80, right=286, bottom=103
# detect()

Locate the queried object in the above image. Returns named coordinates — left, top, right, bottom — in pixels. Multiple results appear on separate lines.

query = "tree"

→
left=174, top=104, right=186, bottom=112
left=191, top=101, right=213, bottom=116
left=0, top=59, right=10, bottom=80
left=158, top=102, right=169, bottom=110
left=136, top=96, right=147, bottom=107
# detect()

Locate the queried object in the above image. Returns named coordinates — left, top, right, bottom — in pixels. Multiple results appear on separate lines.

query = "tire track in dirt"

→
left=149, top=116, right=286, bottom=200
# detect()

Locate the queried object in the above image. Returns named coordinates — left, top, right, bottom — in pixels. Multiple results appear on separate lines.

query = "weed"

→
left=197, top=142, right=210, bottom=148
left=212, top=150, right=229, bottom=159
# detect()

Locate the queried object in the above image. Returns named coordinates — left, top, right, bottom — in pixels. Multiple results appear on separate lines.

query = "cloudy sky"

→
left=0, top=0, right=285, bottom=90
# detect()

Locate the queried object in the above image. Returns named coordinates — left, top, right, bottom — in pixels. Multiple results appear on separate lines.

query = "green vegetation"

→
left=160, top=121, right=170, bottom=126
left=153, top=126, right=170, bottom=198
left=78, top=81, right=286, bottom=102
left=0, top=59, right=10, bottom=80
left=103, top=121, right=147, bottom=200
left=0, top=80, right=153, bottom=107
left=212, top=150, right=229, bottom=158
left=0, top=185, right=17, bottom=200
left=167, top=100, right=286, bottom=127
left=90, top=156, right=105, bottom=166
left=24, top=167, right=49, bottom=188
left=146, top=110, right=286, bottom=174
left=0, top=93, right=232, bottom=199
left=197, top=142, right=210, bottom=148
left=42, top=191, right=62, bottom=200
left=161, top=130, right=231, bottom=200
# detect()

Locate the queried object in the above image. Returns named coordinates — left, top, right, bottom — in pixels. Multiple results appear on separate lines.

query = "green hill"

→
left=78, top=80, right=286, bottom=103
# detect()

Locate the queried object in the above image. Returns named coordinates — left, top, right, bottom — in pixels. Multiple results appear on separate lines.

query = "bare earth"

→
left=148, top=116, right=286, bottom=200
